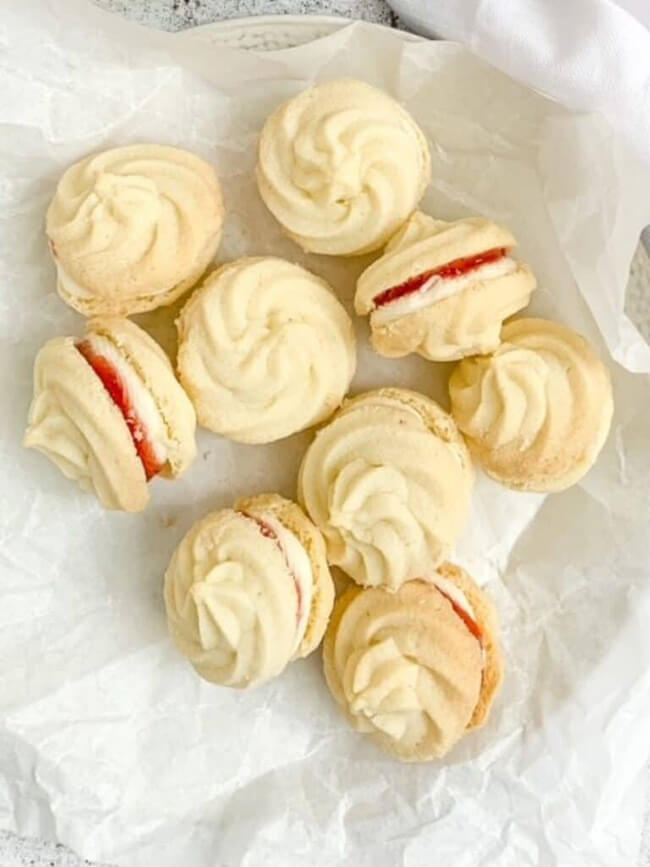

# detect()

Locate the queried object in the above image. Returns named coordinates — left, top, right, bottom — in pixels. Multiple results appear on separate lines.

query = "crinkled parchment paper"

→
left=1, top=2, right=649, bottom=865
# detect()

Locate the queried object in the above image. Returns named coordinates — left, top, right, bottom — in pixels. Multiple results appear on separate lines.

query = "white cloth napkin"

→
left=388, top=0, right=650, bottom=165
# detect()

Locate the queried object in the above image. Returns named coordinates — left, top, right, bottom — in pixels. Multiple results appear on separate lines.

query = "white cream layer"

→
left=371, top=257, right=517, bottom=325
left=260, top=513, right=314, bottom=654
left=431, top=574, right=476, bottom=622
left=81, top=333, right=169, bottom=466
left=431, top=574, right=485, bottom=663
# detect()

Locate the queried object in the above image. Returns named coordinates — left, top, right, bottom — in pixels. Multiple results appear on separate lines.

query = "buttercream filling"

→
left=431, top=575, right=484, bottom=650
left=431, top=574, right=487, bottom=690
left=76, top=333, right=168, bottom=479
left=241, top=512, right=314, bottom=654
left=371, top=248, right=517, bottom=325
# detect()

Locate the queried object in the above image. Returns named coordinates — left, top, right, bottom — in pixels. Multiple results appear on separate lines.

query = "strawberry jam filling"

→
left=373, top=247, right=508, bottom=308
left=435, top=587, right=483, bottom=644
left=77, top=340, right=165, bottom=481
left=240, top=512, right=303, bottom=626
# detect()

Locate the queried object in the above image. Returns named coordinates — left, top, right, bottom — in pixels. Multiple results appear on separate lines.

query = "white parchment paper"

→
left=1, top=2, right=650, bottom=865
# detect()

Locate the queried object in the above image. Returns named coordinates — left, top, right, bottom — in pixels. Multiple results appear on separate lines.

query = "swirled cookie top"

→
left=324, top=581, right=484, bottom=759
left=449, top=318, right=614, bottom=490
left=164, top=508, right=310, bottom=687
left=298, top=389, right=473, bottom=590
left=256, top=79, right=431, bottom=255
left=177, top=257, right=356, bottom=443
left=47, top=144, right=223, bottom=304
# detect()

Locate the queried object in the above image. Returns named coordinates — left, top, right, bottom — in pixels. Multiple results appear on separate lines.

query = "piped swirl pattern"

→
left=177, top=257, right=356, bottom=443
left=298, top=390, right=473, bottom=590
left=47, top=144, right=224, bottom=314
left=164, top=509, right=303, bottom=688
left=323, top=581, right=484, bottom=760
left=256, top=79, right=431, bottom=255
left=449, top=318, right=614, bottom=490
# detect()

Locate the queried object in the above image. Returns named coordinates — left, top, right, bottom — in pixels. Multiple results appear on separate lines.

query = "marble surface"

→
left=1, top=1, right=648, bottom=865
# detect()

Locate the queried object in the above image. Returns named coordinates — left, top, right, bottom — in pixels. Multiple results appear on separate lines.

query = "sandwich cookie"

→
left=176, top=257, right=356, bottom=443
left=47, top=144, right=224, bottom=316
left=24, top=317, right=196, bottom=511
left=298, top=388, right=474, bottom=591
left=323, top=563, right=504, bottom=761
left=449, top=317, right=614, bottom=492
left=256, top=79, right=431, bottom=256
left=355, top=212, right=537, bottom=361
left=164, top=493, right=335, bottom=688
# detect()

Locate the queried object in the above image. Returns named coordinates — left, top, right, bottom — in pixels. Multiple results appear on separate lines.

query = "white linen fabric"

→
left=388, top=0, right=650, bottom=165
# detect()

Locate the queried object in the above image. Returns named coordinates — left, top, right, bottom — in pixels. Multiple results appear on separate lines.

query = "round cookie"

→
left=164, top=493, right=335, bottom=688
left=256, top=79, right=431, bottom=256
left=323, top=564, right=504, bottom=761
left=298, top=388, right=474, bottom=591
left=355, top=212, right=537, bottom=361
left=47, top=144, right=224, bottom=316
left=24, top=317, right=196, bottom=511
left=449, top=317, right=614, bottom=491
left=176, top=257, right=356, bottom=443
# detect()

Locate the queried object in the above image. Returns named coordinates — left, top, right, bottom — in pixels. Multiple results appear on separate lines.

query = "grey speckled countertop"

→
left=93, top=0, right=396, bottom=30
left=1, top=1, right=648, bottom=865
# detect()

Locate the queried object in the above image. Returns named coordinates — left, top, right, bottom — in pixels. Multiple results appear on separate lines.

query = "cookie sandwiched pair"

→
left=355, top=211, right=537, bottom=362
left=257, top=79, right=431, bottom=256
left=47, top=144, right=224, bottom=317
left=449, top=318, right=614, bottom=492
left=324, top=566, right=503, bottom=761
left=24, top=318, right=196, bottom=512
left=164, top=494, right=335, bottom=689
left=298, top=387, right=474, bottom=592
left=176, top=257, right=356, bottom=444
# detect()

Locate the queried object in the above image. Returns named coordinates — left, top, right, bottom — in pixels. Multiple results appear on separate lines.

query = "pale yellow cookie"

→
left=257, top=79, right=431, bottom=256
left=24, top=317, right=196, bottom=511
left=449, top=317, right=614, bottom=491
left=298, top=388, right=474, bottom=591
left=323, top=565, right=504, bottom=761
left=164, top=494, right=335, bottom=688
left=176, top=257, right=356, bottom=443
left=355, top=212, right=537, bottom=361
left=47, top=144, right=224, bottom=316
left=235, top=493, right=335, bottom=659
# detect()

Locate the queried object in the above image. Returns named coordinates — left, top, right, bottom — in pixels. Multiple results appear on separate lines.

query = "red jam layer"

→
left=373, top=247, right=508, bottom=309
left=435, top=587, right=483, bottom=644
left=240, top=512, right=303, bottom=626
left=77, top=340, right=164, bottom=481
